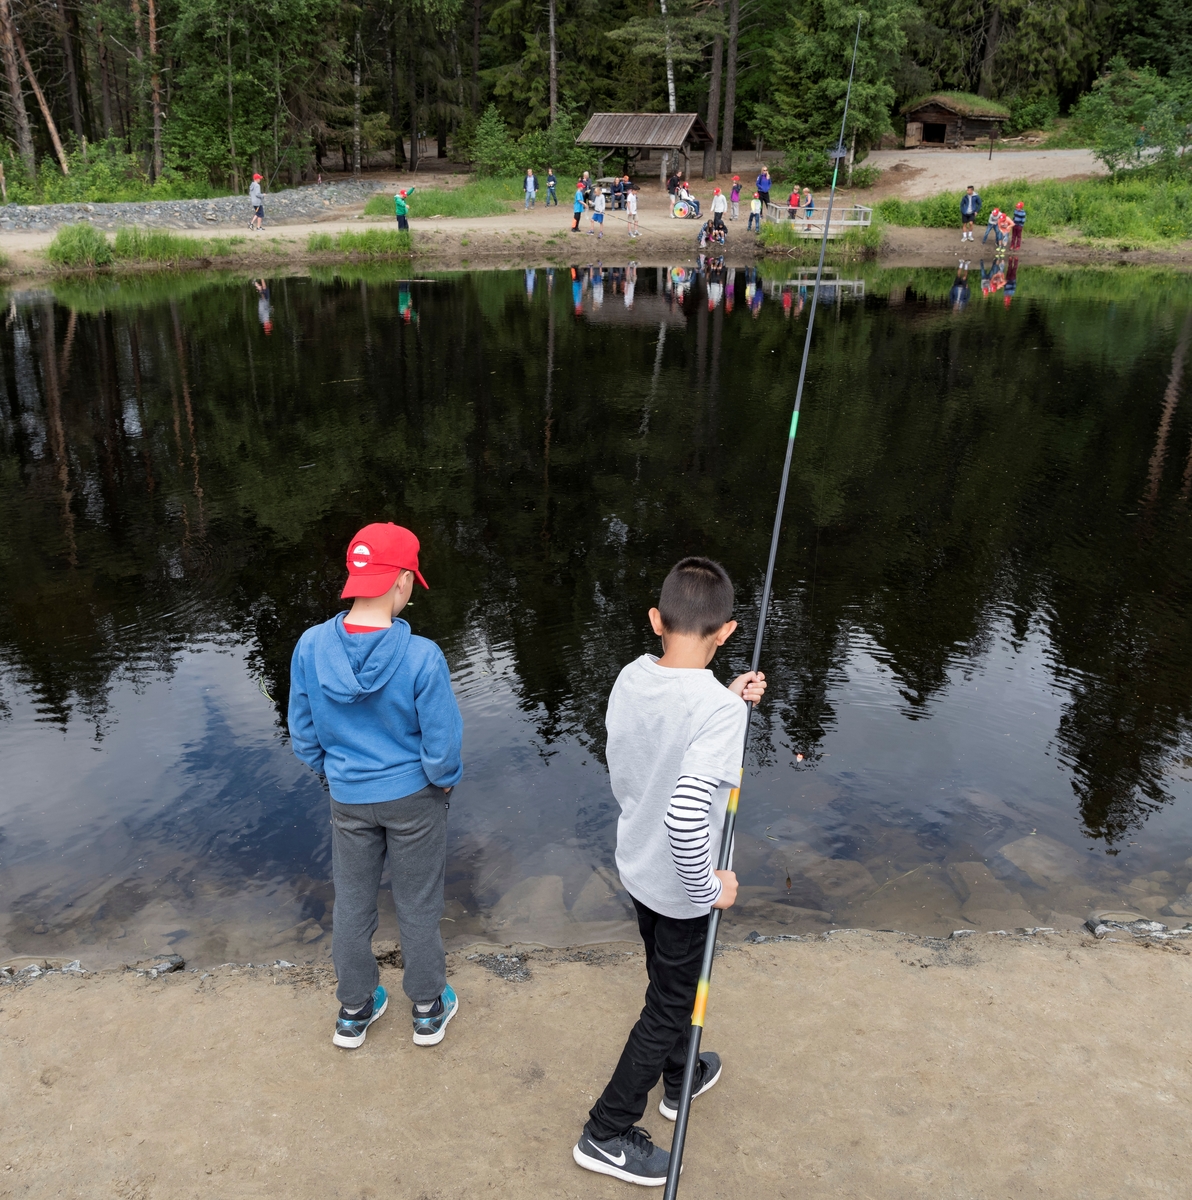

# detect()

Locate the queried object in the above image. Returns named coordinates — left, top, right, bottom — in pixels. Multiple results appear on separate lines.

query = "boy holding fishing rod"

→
left=288, top=522, right=463, bottom=1050
left=573, top=557, right=766, bottom=1186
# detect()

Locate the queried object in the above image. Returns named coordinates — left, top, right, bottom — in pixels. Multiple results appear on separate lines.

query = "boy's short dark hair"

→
left=658, top=557, right=734, bottom=638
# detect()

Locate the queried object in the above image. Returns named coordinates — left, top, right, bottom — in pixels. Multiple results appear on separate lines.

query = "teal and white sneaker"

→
left=332, top=985, right=388, bottom=1049
left=412, top=984, right=459, bottom=1046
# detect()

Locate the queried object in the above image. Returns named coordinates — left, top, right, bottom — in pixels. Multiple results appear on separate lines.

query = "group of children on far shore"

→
left=289, top=525, right=764, bottom=1186
left=960, top=184, right=1027, bottom=252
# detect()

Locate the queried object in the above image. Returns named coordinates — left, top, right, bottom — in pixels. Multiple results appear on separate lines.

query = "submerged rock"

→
left=1085, top=915, right=1192, bottom=941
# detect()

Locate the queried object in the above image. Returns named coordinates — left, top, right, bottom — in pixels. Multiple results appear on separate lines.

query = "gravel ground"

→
left=0, top=178, right=388, bottom=232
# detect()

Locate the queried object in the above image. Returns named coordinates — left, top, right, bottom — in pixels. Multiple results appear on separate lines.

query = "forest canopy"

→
left=0, top=0, right=1187, bottom=198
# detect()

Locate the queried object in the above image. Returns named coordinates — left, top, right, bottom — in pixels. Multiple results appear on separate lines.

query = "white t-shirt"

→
left=606, top=655, right=747, bottom=919
left=594, top=192, right=606, bottom=214
left=711, top=193, right=727, bottom=213
left=626, top=192, right=637, bottom=215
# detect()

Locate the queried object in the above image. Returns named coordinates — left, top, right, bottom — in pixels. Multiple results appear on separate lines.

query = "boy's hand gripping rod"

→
left=662, top=17, right=863, bottom=1198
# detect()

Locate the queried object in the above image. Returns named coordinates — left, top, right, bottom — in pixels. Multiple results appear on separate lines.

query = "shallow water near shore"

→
left=2, top=262, right=1192, bottom=970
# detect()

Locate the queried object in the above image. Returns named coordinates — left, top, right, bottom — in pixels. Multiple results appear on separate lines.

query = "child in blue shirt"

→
left=289, top=522, right=463, bottom=1050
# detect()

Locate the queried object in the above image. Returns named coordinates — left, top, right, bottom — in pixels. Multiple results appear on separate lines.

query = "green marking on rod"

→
left=788, top=409, right=800, bottom=439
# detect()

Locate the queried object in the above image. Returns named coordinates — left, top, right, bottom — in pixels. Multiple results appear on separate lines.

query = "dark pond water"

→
left=3, top=262, right=1192, bottom=970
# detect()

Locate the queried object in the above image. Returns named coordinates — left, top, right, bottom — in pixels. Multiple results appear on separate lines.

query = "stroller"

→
left=697, top=218, right=727, bottom=250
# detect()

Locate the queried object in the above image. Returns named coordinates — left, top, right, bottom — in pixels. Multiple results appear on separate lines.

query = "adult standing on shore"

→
left=960, top=184, right=981, bottom=242
left=524, top=168, right=538, bottom=210
left=546, top=167, right=558, bottom=206
left=756, top=166, right=771, bottom=213
left=249, top=173, right=264, bottom=231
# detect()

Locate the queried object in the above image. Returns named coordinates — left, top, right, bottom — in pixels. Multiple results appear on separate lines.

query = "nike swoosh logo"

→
left=594, top=1146, right=627, bottom=1167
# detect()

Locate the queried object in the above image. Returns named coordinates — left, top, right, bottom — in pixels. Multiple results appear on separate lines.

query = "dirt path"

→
left=3, top=930, right=1189, bottom=1199
left=864, top=147, right=1107, bottom=199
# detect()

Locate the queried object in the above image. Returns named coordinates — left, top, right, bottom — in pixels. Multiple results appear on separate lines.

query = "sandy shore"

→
left=4, top=929, right=1190, bottom=1199
left=0, top=162, right=1189, bottom=275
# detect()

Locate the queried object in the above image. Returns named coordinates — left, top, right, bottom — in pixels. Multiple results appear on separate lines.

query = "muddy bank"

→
left=4, top=929, right=1190, bottom=1199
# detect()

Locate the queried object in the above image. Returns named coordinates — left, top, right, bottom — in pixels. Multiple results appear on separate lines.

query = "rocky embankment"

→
left=0, top=178, right=387, bottom=232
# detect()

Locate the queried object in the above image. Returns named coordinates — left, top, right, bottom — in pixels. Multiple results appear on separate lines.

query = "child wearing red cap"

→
left=288, top=522, right=463, bottom=1050
left=1010, top=200, right=1026, bottom=250
left=729, top=175, right=741, bottom=221
left=249, top=173, right=264, bottom=231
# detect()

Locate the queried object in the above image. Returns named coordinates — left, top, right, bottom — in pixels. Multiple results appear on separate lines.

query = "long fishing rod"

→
left=662, top=15, right=865, bottom=1198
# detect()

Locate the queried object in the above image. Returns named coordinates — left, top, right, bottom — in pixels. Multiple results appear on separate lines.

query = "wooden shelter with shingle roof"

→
left=576, top=113, right=713, bottom=184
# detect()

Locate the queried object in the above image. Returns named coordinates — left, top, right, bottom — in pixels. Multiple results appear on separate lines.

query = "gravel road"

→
left=0, top=177, right=389, bottom=232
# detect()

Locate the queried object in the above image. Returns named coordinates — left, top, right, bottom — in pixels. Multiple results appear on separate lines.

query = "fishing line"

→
left=662, top=14, right=865, bottom=1198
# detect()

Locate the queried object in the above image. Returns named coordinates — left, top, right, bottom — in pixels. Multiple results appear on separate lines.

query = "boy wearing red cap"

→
left=288, top=522, right=463, bottom=1050
left=249, top=173, right=264, bottom=231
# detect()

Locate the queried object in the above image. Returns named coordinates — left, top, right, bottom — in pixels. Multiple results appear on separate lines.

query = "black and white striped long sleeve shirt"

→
left=664, top=774, right=723, bottom=906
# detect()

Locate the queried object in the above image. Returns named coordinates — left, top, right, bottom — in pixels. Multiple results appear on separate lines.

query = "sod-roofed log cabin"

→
left=902, top=93, right=1010, bottom=148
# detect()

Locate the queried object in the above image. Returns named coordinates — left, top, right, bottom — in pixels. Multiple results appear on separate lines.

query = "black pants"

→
left=587, top=896, right=708, bottom=1140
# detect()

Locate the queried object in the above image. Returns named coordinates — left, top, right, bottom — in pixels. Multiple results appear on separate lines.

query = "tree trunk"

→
left=978, top=6, right=1000, bottom=98
left=226, top=15, right=238, bottom=191
left=387, top=30, right=404, bottom=165
left=147, top=0, right=162, bottom=178
left=702, top=0, right=723, bottom=179
left=408, top=28, right=419, bottom=171
left=471, top=0, right=480, bottom=114
left=129, top=0, right=149, bottom=162
left=0, top=0, right=34, bottom=174
left=56, top=0, right=84, bottom=142
left=352, top=34, right=361, bottom=176
left=14, top=27, right=70, bottom=173
left=548, top=0, right=557, bottom=123
left=658, top=0, right=676, bottom=113
left=718, top=0, right=739, bottom=174
left=96, top=6, right=113, bottom=137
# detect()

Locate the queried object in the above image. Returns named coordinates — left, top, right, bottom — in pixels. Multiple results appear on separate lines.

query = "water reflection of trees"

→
left=0, top=271, right=1190, bottom=844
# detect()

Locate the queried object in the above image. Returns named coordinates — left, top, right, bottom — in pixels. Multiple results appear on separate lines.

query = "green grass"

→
left=306, top=228, right=412, bottom=256
left=362, top=177, right=523, bottom=219
left=47, top=224, right=250, bottom=269
left=876, top=172, right=1192, bottom=246
left=904, top=90, right=1011, bottom=118
left=113, top=227, right=245, bottom=261
left=46, top=223, right=114, bottom=267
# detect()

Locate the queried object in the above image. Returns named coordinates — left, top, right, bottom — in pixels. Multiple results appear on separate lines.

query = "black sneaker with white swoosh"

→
left=572, top=1124, right=674, bottom=1186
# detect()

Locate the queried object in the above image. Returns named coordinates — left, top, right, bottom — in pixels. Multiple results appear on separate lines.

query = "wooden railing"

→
left=763, top=203, right=872, bottom=237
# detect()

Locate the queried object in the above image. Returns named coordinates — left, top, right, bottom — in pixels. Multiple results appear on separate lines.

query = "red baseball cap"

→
left=341, top=523, right=429, bottom=598
left=253, top=173, right=262, bottom=181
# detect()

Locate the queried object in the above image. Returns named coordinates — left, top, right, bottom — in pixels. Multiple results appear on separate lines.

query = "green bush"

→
left=875, top=172, right=1192, bottom=245
left=307, top=232, right=334, bottom=251
left=468, top=105, right=591, bottom=180
left=773, top=148, right=880, bottom=191
left=1004, top=94, right=1060, bottom=136
left=1070, top=58, right=1191, bottom=179
left=46, top=223, right=113, bottom=267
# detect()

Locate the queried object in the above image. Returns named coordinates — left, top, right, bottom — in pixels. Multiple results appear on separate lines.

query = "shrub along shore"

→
left=876, top=171, right=1192, bottom=247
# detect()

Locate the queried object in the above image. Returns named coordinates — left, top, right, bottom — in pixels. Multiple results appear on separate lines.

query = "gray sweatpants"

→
left=329, top=787, right=449, bottom=1008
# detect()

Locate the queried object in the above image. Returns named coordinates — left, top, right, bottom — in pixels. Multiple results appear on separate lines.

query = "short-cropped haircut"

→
left=658, top=557, right=735, bottom=638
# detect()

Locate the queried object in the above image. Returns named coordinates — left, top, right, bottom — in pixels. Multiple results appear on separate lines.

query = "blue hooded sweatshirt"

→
left=288, top=614, right=463, bottom=803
